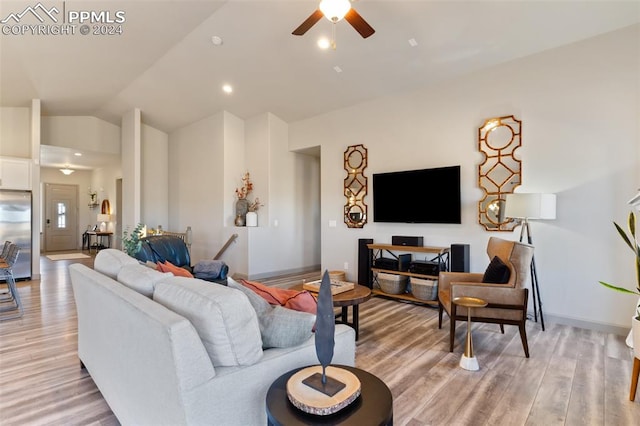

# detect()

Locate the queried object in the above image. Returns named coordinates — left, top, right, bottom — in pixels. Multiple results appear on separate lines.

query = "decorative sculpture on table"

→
left=302, top=271, right=345, bottom=395
left=285, top=270, right=362, bottom=415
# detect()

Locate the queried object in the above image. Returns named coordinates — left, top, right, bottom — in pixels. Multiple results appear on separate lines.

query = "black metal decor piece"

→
left=302, top=270, right=346, bottom=396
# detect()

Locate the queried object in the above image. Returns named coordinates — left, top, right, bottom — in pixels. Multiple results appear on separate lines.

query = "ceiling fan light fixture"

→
left=319, top=0, right=351, bottom=23
left=59, top=166, right=74, bottom=175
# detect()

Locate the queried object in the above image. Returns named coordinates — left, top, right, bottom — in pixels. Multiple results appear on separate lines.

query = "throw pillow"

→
left=482, top=256, right=511, bottom=284
left=228, top=278, right=315, bottom=348
left=260, top=306, right=315, bottom=348
left=157, top=260, right=194, bottom=278
left=240, top=279, right=317, bottom=314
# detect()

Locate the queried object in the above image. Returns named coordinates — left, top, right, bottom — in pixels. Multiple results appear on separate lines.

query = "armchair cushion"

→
left=482, top=256, right=511, bottom=284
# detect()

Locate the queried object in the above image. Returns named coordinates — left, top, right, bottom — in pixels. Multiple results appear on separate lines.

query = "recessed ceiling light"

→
left=317, top=37, right=331, bottom=49
left=333, top=66, right=342, bottom=73
left=74, top=152, right=82, bottom=156
left=211, top=36, right=223, bottom=46
left=222, top=84, right=233, bottom=94
left=408, top=38, right=418, bottom=47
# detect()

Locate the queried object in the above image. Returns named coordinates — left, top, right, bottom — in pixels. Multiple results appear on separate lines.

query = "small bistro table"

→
left=292, top=283, right=372, bottom=340
left=452, top=296, right=488, bottom=371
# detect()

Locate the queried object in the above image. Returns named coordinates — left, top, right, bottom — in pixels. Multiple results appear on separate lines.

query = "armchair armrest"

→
left=438, top=272, right=483, bottom=293
left=451, top=284, right=526, bottom=306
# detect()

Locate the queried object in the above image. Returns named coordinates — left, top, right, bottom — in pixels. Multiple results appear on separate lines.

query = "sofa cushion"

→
left=228, top=278, right=315, bottom=348
left=94, top=249, right=139, bottom=279
left=117, top=263, right=173, bottom=298
left=240, top=279, right=317, bottom=314
left=154, top=277, right=263, bottom=367
left=157, top=260, right=194, bottom=278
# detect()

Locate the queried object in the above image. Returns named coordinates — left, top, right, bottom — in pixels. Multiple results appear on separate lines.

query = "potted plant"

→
left=599, top=211, right=640, bottom=351
left=122, top=223, right=145, bottom=257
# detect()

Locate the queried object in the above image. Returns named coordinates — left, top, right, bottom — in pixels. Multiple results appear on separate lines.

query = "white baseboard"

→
left=531, top=311, right=630, bottom=336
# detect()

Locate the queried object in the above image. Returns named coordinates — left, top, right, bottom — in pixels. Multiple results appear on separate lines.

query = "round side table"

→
left=266, top=365, right=393, bottom=425
left=452, top=296, right=488, bottom=371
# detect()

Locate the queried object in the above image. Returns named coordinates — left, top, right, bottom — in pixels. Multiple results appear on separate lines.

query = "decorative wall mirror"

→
left=344, top=144, right=368, bottom=228
left=478, top=115, right=522, bottom=231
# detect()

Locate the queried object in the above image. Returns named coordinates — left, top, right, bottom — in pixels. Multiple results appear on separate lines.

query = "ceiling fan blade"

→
left=344, top=8, right=375, bottom=38
left=292, top=9, right=324, bottom=36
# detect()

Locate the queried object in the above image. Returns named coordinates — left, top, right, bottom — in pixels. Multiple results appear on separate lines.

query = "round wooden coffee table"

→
left=266, top=365, right=393, bottom=426
left=292, top=284, right=372, bottom=340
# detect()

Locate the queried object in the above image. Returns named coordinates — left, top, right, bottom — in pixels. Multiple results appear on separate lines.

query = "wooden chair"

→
left=438, top=237, right=534, bottom=357
left=631, top=352, right=640, bottom=401
left=0, top=243, right=23, bottom=320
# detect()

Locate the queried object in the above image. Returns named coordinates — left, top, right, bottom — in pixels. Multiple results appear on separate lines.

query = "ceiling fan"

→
left=292, top=0, right=375, bottom=39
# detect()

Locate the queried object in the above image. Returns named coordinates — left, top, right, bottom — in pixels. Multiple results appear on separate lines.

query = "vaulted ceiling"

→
left=2, top=1, right=638, bottom=141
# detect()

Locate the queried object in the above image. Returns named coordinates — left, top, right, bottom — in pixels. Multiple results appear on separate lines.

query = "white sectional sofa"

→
left=69, top=249, right=356, bottom=426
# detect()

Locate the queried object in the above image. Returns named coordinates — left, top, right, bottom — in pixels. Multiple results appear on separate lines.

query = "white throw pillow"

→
left=154, top=277, right=263, bottom=367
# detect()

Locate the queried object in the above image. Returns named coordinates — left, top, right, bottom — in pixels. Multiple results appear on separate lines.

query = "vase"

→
left=246, top=211, right=257, bottom=227
left=625, top=297, right=640, bottom=349
left=235, top=198, right=249, bottom=226
left=234, top=214, right=245, bottom=227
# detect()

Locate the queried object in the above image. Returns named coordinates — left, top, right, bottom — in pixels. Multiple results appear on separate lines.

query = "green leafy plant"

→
left=122, top=223, right=145, bottom=257
left=599, top=211, right=640, bottom=319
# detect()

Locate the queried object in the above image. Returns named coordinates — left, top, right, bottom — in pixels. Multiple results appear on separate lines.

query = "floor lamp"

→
left=504, top=193, right=557, bottom=331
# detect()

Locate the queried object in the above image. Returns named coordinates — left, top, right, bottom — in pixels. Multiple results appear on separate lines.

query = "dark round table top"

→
left=266, top=365, right=393, bottom=426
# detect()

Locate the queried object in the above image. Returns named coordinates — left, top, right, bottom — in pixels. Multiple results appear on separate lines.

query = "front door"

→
left=44, top=183, right=78, bottom=252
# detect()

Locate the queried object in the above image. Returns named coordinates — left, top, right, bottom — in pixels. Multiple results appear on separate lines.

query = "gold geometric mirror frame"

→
left=344, top=144, right=368, bottom=228
left=478, top=115, right=522, bottom=231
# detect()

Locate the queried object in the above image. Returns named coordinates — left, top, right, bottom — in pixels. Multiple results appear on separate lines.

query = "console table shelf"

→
left=367, top=243, right=449, bottom=306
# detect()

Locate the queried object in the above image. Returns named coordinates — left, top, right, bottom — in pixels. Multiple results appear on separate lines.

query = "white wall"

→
left=42, top=116, right=120, bottom=153
left=0, top=107, right=30, bottom=157
left=121, top=109, right=141, bottom=233
left=169, top=112, right=227, bottom=264
left=245, top=113, right=321, bottom=278
left=168, top=111, right=321, bottom=279
left=141, top=124, right=169, bottom=229
left=290, top=25, right=640, bottom=331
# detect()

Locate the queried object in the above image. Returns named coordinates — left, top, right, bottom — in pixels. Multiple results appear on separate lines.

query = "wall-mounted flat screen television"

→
left=373, top=165, right=461, bottom=224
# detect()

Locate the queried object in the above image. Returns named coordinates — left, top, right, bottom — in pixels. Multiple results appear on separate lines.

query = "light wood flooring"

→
left=1, top=256, right=639, bottom=425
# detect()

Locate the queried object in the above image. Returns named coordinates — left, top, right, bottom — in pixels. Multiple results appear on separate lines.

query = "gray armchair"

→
left=438, top=237, right=535, bottom=357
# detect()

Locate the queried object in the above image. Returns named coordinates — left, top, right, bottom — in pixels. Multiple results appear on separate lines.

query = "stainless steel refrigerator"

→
left=0, top=190, right=32, bottom=280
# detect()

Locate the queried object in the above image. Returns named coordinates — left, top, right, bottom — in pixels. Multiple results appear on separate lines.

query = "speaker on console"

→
left=358, top=238, right=374, bottom=288
left=391, top=235, right=424, bottom=247
left=450, top=244, right=470, bottom=272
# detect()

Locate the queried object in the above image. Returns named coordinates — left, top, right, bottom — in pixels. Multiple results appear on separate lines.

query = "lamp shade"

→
left=97, top=214, right=112, bottom=223
left=504, top=193, right=556, bottom=220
